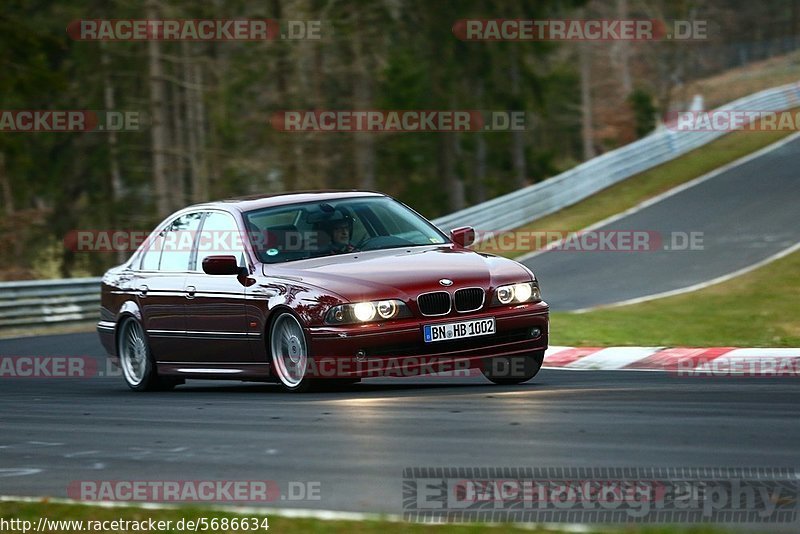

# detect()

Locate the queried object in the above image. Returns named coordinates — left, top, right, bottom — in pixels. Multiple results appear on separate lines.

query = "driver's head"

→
left=329, top=219, right=350, bottom=245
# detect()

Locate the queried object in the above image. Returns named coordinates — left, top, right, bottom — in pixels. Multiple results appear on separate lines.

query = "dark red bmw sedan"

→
left=97, top=191, right=549, bottom=391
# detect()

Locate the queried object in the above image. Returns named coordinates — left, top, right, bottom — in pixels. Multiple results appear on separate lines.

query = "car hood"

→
left=263, top=245, right=532, bottom=301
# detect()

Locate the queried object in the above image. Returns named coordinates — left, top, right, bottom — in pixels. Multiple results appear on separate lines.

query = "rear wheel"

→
left=481, top=350, right=544, bottom=385
left=118, top=317, right=175, bottom=391
left=270, top=312, right=313, bottom=392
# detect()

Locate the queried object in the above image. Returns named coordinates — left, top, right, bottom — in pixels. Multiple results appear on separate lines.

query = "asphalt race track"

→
left=523, top=134, right=800, bottom=311
left=0, top=332, right=798, bottom=520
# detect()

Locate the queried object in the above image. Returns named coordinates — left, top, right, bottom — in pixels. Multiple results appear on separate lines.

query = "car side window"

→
left=195, top=211, right=245, bottom=271
left=139, top=231, right=165, bottom=271
left=159, top=212, right=204, bottom=272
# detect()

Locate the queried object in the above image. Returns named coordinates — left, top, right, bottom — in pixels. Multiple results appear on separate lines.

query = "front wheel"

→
left=269, top=312, right=313, bottom=392
left=481, top=350, right=544, bottom=385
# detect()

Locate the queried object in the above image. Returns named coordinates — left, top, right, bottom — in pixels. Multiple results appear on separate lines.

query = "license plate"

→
left=424, top=317, right=496, bottom=343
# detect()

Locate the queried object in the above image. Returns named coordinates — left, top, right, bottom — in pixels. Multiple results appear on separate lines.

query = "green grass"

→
left=478, top=121, right=795, bottom=259
left=0, top=501, right=749, bottom=533
left=550, top=247, right=800, bottom=347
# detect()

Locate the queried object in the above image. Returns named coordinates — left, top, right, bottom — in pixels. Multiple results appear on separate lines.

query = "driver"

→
left=321, top=213, right=356, bottom=254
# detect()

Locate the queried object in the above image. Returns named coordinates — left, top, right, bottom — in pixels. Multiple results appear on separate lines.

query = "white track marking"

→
left=544, top=346, right=572, bottom=357
left=64, top=450, right=100, bottom=458
left=565, top=347, right=662, bottom=369
left=572, top=240, right=800, bottom=313
left=517, top=130, right=800, bottom=265
left=0, top=469, right=43, bottom=478
left=721, top=348, right=800, bottom=358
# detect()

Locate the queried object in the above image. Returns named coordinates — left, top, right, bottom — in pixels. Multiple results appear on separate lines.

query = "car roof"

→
left=188, top=190, right=385, bottom=213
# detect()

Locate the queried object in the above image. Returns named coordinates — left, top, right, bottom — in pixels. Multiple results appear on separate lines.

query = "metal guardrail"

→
left=2, top=81, right=799, bottom=330
left=0, top=277, right=101, bottom=329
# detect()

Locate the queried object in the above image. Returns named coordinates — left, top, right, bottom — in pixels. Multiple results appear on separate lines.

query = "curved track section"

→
left=523, top=134, right=800, bottom=311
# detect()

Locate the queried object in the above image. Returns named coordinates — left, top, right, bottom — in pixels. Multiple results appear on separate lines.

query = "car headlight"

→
left=491, top=281, right=541, bottom=306
left=353, top=302, right=376, bottom=322
left=325, top=299, right=411, bottom=324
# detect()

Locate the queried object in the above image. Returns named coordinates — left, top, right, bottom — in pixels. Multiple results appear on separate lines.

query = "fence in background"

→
left=0, top=278, right=101, bottom=329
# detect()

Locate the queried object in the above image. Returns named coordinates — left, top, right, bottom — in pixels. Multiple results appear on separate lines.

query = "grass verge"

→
left=550, top=247, right=800, bottom=347
left=0, top=321, right=95, bottom=340
left=0, top=500, right=747, bottom=534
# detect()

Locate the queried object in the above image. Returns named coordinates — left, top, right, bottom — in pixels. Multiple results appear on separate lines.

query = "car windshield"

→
left=243, top=196, right=448, bottom=264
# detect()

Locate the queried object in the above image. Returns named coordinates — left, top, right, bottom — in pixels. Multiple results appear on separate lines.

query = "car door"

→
left=135, top=212, right=203, bottom=361
left=181, top=210, right=255, bottom=364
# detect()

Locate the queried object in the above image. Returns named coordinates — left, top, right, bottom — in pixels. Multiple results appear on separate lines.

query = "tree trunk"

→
left=580, top=42, right=596, bottom=160
left=0, top=152, right=13, bottom=216
left=170, top=70, right=186, bottom=207
left=147, top=0, right=171, bottom=217
left=272, top=0, right=295, bottom=191
left=616, top=0, right=633, bottom=95
left=183, top=42, right=200, bottom=202
left=471, top=78, right=487, bottom=203
left=473, top=131, right=487, bottom=204
left=352, top=33, right=375, bottom=190
left=509, top=49, right=527, bottom=188
left=101, top=42, right=125, bottom=263
left=440, top=132, right=465, bottom=212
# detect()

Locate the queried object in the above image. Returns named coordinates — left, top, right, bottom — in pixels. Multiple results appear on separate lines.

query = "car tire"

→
left=118, top=317, right=173, bottom=391
left=269, top=311, right=314, bottom=392
left=481, top=350, right=544, bottom=385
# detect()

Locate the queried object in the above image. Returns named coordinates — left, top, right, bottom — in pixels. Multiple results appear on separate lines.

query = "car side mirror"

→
left=450, top=226, right=475, bottom=247
left=202, top=255, right=243, bottom=276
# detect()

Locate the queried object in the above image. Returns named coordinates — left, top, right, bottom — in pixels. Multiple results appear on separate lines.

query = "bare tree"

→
left=352, top=27, right=376, bottom=190
left=509, top=46, right=528, bottom=188
left=614, top=0, right=633, bottom=95
left=146, top=0, right=171, bottom=216
left=580, top=42, right=596, bottom=160
left=169, top=68, right=186, bottom=206
left=0, top=153, right=12, bottom=216
left=100, top=42, right=126, bottom=263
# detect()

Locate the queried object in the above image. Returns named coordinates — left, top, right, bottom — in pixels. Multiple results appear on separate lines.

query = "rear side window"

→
left=195, top=211, right=245, bottom=271
left=159, top=212, right=204, bottom=272
left=139, top=231, right=165, bottom=271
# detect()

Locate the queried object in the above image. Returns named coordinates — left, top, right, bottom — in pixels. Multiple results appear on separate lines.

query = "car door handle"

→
left=185, top=285, right=196, bottom=299
left=137, top=285, right=148, bottom=297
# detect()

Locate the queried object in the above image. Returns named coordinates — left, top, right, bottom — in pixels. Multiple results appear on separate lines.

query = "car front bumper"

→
left=305, top=301, right=549, bottom=378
